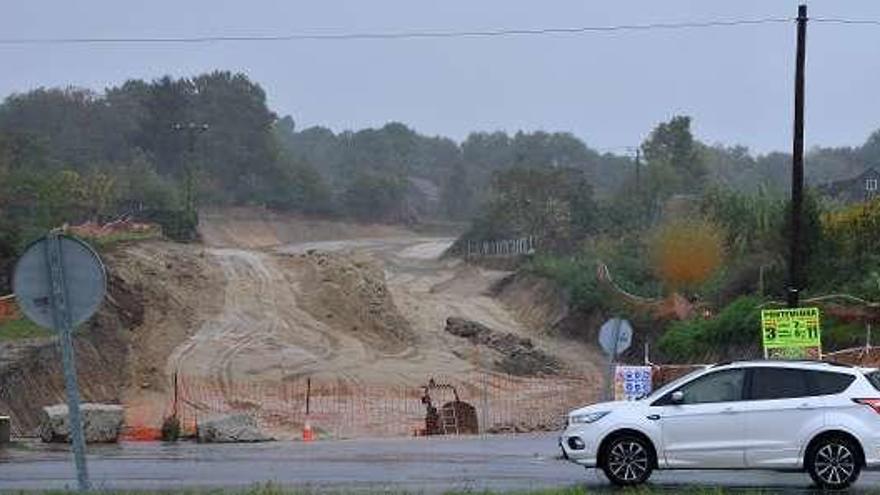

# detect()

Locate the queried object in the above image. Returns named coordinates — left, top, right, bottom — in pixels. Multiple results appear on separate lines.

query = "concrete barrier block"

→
left=197, top=414, right=274, bottom=443
left=39, top=404, right=124, bottom=443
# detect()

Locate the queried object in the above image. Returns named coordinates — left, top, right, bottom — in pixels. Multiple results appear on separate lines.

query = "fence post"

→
left=480, top=362, right=489, bottom=436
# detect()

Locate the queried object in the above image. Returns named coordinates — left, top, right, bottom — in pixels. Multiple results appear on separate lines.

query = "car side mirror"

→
left=671, top=391, right=684, bottom=404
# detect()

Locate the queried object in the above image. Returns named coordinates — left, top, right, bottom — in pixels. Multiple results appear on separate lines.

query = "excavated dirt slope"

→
left=157, top=210, right=604, bottom=437
left=1, top=209, right=604, bottom=438
left=0, top=241, right=222, bottom=436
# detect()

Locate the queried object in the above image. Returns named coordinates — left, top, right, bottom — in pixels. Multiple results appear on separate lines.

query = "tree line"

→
left=468, top=116, right=880, bottom=362
left=3, top=70, right=880, bottom=295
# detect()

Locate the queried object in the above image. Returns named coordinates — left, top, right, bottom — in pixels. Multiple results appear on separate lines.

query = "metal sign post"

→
left=607, top=319, right=622, bottom=401
left=46, top=233, right=90, bottom=490
left=13, top=233, right=106, bottom=491
left=599, top=318, right=633, bottom=401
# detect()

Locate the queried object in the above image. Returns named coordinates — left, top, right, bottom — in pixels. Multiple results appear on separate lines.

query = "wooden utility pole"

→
left=788, top=4, right=808, bottom=308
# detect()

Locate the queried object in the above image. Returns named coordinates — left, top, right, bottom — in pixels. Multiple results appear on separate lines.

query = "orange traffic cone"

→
left=302, top=419, right=315, bottom=442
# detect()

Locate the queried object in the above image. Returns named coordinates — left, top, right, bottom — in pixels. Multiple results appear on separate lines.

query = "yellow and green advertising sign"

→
left=761, top=307, right=821, bottom=359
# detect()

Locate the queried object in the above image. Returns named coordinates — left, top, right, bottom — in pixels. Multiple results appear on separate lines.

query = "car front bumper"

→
left=559, top=431, right=598, bottom=468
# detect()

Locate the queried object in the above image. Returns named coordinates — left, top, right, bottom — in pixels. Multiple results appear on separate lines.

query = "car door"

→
left=653, top=368, right=748, bottom=468
left=744, top=367, right=852, bottom=469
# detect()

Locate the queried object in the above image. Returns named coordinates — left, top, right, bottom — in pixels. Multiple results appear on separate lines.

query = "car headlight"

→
left=569, top=411, right=610, bottom=424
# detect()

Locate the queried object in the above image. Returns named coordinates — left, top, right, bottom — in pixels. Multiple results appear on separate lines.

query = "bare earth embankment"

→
left=159, top=209, right=603, bottom=437
left=2, top=208, right=603, bottom=438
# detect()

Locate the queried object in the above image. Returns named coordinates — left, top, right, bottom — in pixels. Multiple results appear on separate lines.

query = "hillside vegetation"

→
left=4, top=71, right=880, bottom=363
left=461, top=116, right=880, bottom=362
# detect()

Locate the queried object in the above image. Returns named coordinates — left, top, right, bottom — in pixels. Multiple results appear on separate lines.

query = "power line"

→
left=0, top=17, right=794, bottom=46
left=812, top=17, right=880, bottom=26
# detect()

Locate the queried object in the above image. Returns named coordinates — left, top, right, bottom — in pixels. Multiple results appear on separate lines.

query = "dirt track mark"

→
left=150, top=218, right=604, bottom=437
left=167, top=248, right=414, bottom=410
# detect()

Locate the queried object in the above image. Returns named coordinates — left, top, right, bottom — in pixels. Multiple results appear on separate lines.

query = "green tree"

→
left=700, top=186, right=785, bottom=258
left=466, top=166, right=596, bottom=252
left=264, top=154, right=333, bottom=214
left=190, top=71, right=278, bottom=202
left=342, top=173, right=408, bottom=222
left=441, top=161, right=476, bottom=220
left=641, top=115, right=707, bottom=201
left=82, top=169, right=117, bottom=219
left=116, top=152, right=178, bottom=211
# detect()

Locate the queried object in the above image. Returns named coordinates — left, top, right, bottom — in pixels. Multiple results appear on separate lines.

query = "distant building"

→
left=817, top=167, right=880, bottom=204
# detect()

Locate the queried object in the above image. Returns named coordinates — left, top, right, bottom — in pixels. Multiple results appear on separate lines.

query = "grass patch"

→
left=0, top=317, right=51, bottom=340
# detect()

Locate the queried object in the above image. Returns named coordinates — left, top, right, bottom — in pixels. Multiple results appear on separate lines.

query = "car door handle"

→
left=721, top=406, right=737, bottom=414
left=798, top=403, right=817, bottom=410
left=646, top=414, right=661, bottom=421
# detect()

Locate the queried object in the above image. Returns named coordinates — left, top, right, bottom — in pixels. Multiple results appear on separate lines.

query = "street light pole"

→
left=788, top=5, right=808, bottom=308
left=171, top=122, right=209, bottom=214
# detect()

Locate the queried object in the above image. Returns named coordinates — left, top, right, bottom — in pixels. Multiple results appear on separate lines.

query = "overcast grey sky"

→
left=2, top=1, right=880, bottom=154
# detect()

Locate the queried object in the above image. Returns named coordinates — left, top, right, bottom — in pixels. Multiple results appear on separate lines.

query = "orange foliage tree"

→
left=650, top=219, right=725, bottom=292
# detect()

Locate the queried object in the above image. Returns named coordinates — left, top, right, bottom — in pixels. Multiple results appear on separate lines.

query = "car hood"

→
left=568, top=400, right=646, bottom=416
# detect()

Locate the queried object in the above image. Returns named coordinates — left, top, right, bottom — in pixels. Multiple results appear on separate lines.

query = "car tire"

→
left=600, top=434, right=654, bottom=486
left=806, top=435, right=862, bottom=490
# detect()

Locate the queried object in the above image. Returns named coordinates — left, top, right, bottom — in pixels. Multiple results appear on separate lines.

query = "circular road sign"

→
left=599, top=318, right=633, bottom=357
left=12, top=235, right=106, bottom=331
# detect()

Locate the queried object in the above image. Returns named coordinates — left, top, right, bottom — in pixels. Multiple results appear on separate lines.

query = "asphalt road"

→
left=3, top=433, right=880, bottom=493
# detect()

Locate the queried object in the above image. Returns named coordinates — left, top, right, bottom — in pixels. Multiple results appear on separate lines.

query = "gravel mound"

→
left=445, top=317, right=561, bottom=376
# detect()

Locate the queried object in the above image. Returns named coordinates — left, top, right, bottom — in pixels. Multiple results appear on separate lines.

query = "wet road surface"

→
left=3, top=433, right=880, bottom=492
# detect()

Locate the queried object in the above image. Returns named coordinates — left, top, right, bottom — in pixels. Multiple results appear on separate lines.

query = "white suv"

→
left=560, top=360, right=880, bottom=489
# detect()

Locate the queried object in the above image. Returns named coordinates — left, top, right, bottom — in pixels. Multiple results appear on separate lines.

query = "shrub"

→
left=141, top=209, right=199, bottom=242
left=658, top=296, right=762, bottom=362
left=526, top=255, right=603, bottom=311
left=650, top=219, right=725, bottom=292
left=161, top=415, right=181, bottom=442
left=823, top=318, right=867, bottom=351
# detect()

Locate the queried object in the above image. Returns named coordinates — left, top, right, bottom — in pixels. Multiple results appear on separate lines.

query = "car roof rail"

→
left=819, top=360, right=853, bottom=368
left=786, top=359, right=853, bottom=367
left=711, top=359, right=853, bottom=368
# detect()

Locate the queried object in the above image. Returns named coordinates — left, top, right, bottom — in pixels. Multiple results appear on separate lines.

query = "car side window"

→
left=749, top=367, right=810, bottom=400
left=672, top=369, right=746, bottom=405
left=748, top=368, right=855, bottom=400
left=807, top=370, right=855, bottom=395
left=866, top=370, right=880, bottom=392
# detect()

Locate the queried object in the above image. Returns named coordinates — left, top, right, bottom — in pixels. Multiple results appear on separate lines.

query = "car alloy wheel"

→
left=815, top=444, right=856, bottom=486
left=808, top=437, right=861, bottom=489
left=602, top=436, right=653, bottom=486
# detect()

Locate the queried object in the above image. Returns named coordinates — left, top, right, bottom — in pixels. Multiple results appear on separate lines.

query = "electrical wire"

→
left=0, top=17, right=794, bottom=46
left=812, top=17, right=880, bottom=26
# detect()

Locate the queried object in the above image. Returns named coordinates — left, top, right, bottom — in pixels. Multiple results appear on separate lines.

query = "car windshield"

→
left=640, top=367, right=708, bottom=401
